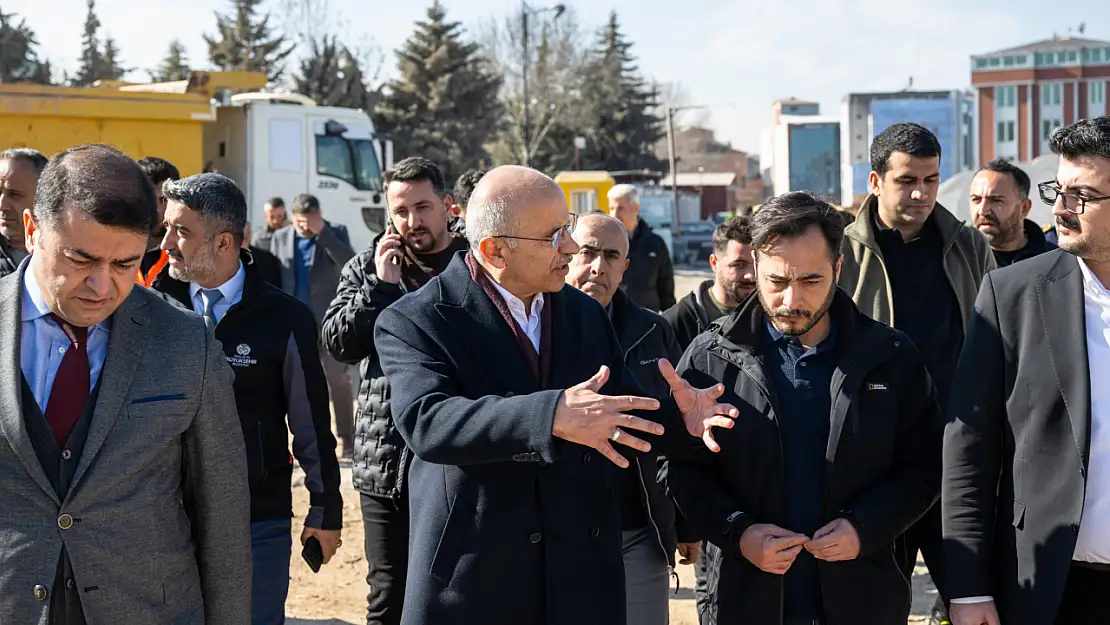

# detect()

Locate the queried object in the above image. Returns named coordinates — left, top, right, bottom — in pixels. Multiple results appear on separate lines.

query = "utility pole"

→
left=665, top=106, right=680, bottom=237
left=521, top=1, right=530, bottom=167
left=520, top=2, right=565, bottom=168
left=665, top=103, right=710, bottom=238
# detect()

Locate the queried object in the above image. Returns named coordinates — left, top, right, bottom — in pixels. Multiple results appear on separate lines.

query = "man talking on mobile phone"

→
left=323, top=156, right=468, bottom=625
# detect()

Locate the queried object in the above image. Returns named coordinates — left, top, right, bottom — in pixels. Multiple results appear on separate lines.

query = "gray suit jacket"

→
left=0, top=266, right=252, bottom=624
left=258, top=222, right=355, bottom=324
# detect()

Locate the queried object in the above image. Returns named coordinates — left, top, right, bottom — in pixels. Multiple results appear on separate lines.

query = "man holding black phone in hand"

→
left=323, top=157, right=467, bottom=625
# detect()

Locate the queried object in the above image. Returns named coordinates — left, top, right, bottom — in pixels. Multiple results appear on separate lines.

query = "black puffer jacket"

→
left=321, top=232, right=407, bottom=498
left=321, top=230, right=468, bottom=498
left=610, top=289, right=682, bottom=567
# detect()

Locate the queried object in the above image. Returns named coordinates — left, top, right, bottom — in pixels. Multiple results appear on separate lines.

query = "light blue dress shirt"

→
left=188, top=261, right=246, bottom=323
left=20, top=267, right=111, bottom=413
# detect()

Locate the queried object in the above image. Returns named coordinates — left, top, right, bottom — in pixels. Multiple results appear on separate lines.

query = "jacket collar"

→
left=609, top=288, right=656, bottom=350
left=848, top=195, right=965, bottom=251
left=154, top=249, right=267, bottom=310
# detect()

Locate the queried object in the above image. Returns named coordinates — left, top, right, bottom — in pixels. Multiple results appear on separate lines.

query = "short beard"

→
left=759, top=283, right=835, bottom=337
left=166, top=243, right=219, bottom=284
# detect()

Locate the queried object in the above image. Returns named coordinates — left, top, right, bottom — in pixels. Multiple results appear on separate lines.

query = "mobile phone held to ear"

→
left=386, top=222, right=401, bottom=265
left=302, top=536, right=324, bottom=573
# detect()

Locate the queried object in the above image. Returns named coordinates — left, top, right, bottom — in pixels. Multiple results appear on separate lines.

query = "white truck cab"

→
left=203, top=92, right=394, bottom=252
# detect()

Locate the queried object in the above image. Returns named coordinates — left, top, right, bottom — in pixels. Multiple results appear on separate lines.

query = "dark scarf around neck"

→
left=465, top=251, right=553, bottom=387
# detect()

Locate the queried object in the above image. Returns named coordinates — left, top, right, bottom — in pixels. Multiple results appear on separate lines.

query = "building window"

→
left=990, top=57, right=1001, bottom=67
left=1007, top=121, right=1015, bottom=142
left=1016, top=55, right=1027, bottom=65
left=998, top=122, right=1007, bottom=143
left=1092, top=82, right=1106, bottom=105
left=1058, top=51, right=1068, bottom=64
left=1043, top=119, right=1063, bottom=141
left=975, top=58, right=989, bottom=69
left=1042, top=83, right=1063, bottom=106
left=1068, top=51, right=1078, bottom=62
left=996, top=85, right=1017, bottom=109
left=1004, top=56, right=1014, bottom=67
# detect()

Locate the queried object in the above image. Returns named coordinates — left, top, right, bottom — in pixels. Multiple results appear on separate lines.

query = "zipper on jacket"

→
left=736, top=363, right=788, bottom=618
left=256, top=421, right=268, bottom=483
left=623, top=323, right=672, bottom=569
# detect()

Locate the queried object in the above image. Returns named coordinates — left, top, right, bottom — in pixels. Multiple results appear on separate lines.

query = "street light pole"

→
left=520, top=2, right=564, bottom=168
left=666, top=106, right=680, bottom=237
left=665, top=103, right=710, bottom=238
left=521, top=0, right=530, bottom=167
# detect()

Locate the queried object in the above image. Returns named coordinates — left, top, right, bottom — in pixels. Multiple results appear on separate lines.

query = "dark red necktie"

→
left=44, top=314, right=90, bottom=446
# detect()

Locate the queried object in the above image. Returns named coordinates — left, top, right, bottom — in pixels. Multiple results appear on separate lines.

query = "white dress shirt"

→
left=1075, top=257, right=1110, bottom=564
left=955, top=257, right=1110, bottom=605
left=189, top=262, right=246, bottom=323
left=489, top=279, right=544, bottom=353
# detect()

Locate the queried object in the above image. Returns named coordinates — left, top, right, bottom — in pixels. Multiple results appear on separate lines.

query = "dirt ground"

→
left=286, top=273, right=938, bottom=624
left=285, top=467, right=937, bottom=625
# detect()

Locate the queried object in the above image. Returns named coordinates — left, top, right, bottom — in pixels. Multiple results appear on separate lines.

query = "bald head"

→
left=576, top=212, right=629, bottom=256
left=465, top=165, right=565, bottom=251
left=566, top=212, right=631, bottom=307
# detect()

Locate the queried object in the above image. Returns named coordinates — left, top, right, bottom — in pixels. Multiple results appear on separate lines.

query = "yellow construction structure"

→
left=554, top=170, right=615, bottom=214
left=0, top=71, right=268, bottom=176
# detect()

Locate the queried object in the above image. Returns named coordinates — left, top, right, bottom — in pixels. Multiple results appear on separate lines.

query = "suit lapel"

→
left=68, top=290, right=150, bottom=492
left=434, top=259, right=539, bottom=395
left=0, top=264, right=59, bottom=503
left=1037, top=253, right=1092, bottom=470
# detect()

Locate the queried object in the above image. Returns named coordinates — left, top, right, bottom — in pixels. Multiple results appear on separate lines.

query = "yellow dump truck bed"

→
left=0, top=71, right=267, bottom=176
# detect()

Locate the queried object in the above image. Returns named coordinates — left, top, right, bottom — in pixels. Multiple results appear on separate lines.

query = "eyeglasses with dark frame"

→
left=490, top=213, right=578, bottom=249
left=1038, top=181, right=1110, bottom=215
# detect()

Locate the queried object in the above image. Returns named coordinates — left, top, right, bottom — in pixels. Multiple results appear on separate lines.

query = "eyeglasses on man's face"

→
left=490, top=213, right=578, bottom=248
left=1038, top=181, right=1110, bottom=215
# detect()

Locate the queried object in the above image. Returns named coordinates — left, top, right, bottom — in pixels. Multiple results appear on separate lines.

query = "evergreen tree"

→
left=205, top=0, right=295, bottom=83
left=0, top=8, right=52, bottom=84
left=71, top=0, right=102, bottom=86
left=375, top=2, right=503, bottom=182
left=293, top=37, right=372, bottom=109
left=577, top=12, right=664, bottom=171
left=151, top=40, right=191, bottom=82
left=99, top=36, right=129, bottom=81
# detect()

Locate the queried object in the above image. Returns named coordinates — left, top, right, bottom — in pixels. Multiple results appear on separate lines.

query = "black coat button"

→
left=529, top=532, right=542, bottom=544
left=590, top=527, right=600, bottom=539
left=583, top=453, right=592, bottom=464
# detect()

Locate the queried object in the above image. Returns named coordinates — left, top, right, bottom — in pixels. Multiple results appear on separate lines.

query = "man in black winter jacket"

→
left=665, top=215, right=756, bottom=354
left=153, top=173, right=343, bottom=625
left=610, top=184, right=676, bottom=311
left=322, top=157, right=467, bottom=625
left=565, top=212, right=686, bottom=625
left=668, top=192, right=942, bottom=625
left=968, top=159, right=1056, bottom=267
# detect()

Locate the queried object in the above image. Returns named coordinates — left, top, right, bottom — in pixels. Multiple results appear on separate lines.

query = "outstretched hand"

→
left=657, top=359, right=739, bottom=452
left=552, top=366, right=665, bottom=468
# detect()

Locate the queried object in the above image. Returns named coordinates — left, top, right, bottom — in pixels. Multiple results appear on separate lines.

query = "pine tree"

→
left=577, top=12, right=664, bottom=171
left=71, top=0, right=102, bottom=86
left=375, top=2, right=503, bottom=182
left=0, top=8, right=52, bottom=84
left=149, top=40, right=190, bottom=82
left=99, top=36, right=129, bottom=81
left=205, top=0, right=295, bottom=83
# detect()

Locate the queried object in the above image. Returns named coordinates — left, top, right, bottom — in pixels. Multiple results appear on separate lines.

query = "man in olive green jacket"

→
left=836, top=123, right=995, bottom=625
left=839, top=194, right=995, bottom=329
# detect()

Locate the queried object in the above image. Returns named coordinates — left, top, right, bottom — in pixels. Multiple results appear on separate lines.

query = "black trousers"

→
left=361, top=493, right=409, bottom=625
left=897, top=502, right=946, bottom=606
left=1055, top=565, right=1110, bottom=625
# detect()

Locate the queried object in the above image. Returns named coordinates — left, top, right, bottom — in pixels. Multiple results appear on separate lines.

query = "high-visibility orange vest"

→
left=136, top=250, right=169, bottom=287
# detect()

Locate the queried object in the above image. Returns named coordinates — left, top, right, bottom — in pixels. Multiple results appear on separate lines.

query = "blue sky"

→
left=8, top=0, right=1105, bottom=152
